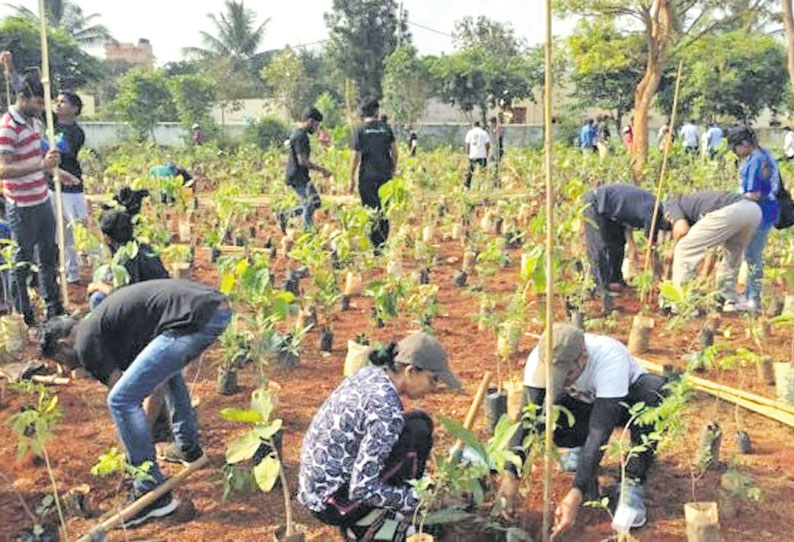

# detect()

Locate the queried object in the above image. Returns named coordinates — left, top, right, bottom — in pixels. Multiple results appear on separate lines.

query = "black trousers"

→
left=313, top=410, right=433, bottom=532
left=551, top=373, right=667, bottom=487
left=584, top=193, right=626, bottom=289
left=465, top=158, right=487, bottom=189
left=359, top=177, right=390, bottom=249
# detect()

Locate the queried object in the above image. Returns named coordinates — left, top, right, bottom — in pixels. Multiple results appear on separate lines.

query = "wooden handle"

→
left=76, top=454, right=209, bottom=542
left=448, top=371, right=492, bottom=460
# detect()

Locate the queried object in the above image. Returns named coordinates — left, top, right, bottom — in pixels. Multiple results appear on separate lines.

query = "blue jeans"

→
left=285, top=181, right=320, bottom=230
left=744, top=223, right=771, bottom=306
left=107, top=305, right=231, bottom=494
left=6, top=201, right=61, bottom=320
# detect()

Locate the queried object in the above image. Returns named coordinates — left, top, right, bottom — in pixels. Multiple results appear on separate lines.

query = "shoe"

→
left=734, top=298, right=758, bottom=313
left=121, top=490, right=179, bottom=528
left=611, top=482, right=647, bottom=531
left=558, top=447, right=582, bottom=472
left=722, top=299, right=737, bottom=313
left=67, top=276, right=81, bottom=285
left=157, top=442, right=204, bottom=466
left=277, top=211, right=288, bottom=235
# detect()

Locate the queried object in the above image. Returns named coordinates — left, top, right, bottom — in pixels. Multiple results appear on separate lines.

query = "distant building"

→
left=104, top=39, right=154, bottom=67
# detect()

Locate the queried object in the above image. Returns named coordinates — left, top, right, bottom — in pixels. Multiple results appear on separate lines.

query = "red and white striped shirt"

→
left=0, top=107, right=49, bottom=207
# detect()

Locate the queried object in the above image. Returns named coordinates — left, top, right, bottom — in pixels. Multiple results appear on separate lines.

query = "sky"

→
left=0, top=0, right=575, bottom=64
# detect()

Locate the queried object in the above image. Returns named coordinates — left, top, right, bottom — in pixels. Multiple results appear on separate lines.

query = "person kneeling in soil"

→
left=87, top=209, right=169, bottom=310
left=584, top=183, right=666, bottom=296
left=298, top=332, right=462, bottom=541
left=497, top=323, right=668, bottom=537
left=39, top=279, right=231, bottom=527
left=665, top=190, right=761, bottom=312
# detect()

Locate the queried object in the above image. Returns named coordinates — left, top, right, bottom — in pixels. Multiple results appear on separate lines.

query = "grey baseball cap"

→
left=395, top=332, right=462, bottom=389
left=528, top=323, right=585, bottom=397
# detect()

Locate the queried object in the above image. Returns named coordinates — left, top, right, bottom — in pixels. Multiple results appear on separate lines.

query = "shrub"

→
left=244, top=116, right=291, bottom=149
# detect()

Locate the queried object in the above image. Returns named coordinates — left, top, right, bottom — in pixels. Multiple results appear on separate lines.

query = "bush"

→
left=244, top=116, right=291, bottom=149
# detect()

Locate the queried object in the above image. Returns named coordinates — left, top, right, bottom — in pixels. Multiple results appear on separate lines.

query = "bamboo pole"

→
left=36, top=0, right=69, bottom=308
left=448, top=371, right=492, bottom=460
left=75, top=454, right=208, bottom=542
left=3, top=65, right=10, bottom=108
left=542, top=0, right=555, bottom=539
left=640, top=60, right=684, bottom=308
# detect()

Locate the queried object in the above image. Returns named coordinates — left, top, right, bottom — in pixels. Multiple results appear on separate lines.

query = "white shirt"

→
left=465, top=127, right=491, bottom=160
left=523, top=334, right=646, bottom=403
left=785, top=131, right=794, bottom=159
left=679, top=123, right=700, bottom=148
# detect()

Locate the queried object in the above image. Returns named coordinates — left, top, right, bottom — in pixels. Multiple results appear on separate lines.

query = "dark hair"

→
left=380, top=114, right=388, bottom=123
left=18, top=71, right=44, bottom=99
left=304, top=108, right=323, bottom=122
left=40, top=316, right=78, bottom=357
left=369, top=341, right=399, bottom=370
left=99, top=209, right=134, bottom=244
left=488, top=116, right=497, bottom=123
left=727, top=125, right=757, bottom=149
left=59, top=91, right=82, bottom=115
left=474, top=121, right=481, bottom=127
left=360, top=99, right=379, bottom=118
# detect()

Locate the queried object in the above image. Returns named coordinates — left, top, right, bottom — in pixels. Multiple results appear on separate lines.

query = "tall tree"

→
left=260, top=45, right=311, bottom=120
left=182, top=0, right=269, bottom=72
left=0, top=15, right=104, bottom=104
left=453, top=15, right=526, bottom=58
left=557, top=0, right=774, bottom=174
left=565, top=18, right=643, bottom=131
left=324, top=0, right=410, bottom=101
left=167, top=73, right=217, bottom=130
left=7, top=0, right=114, bottom=47
left=112, top=67, right=176, bottom=141
left=655, top=31, right=786, bottom=124
left=382, top=45, right=430, bottom=132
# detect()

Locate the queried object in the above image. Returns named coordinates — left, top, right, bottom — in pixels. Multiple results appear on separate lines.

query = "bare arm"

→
left=349, top=151, right=361, bottom=192
left=0, top=151, right=60, bottom=179
left=296, top=153, right=330, bottom=177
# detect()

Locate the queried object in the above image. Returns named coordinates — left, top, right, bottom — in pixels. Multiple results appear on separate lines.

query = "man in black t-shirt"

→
left=40, top=280, right=231, bottom=527
left=280, top=108, right=331, bottom=233
left=349, top=100, right=397, bottom=249
left=665, top=190, right=761, bottom=310
left=50, top=91, right=87, bottom=283
left=584, top=184, right=665, bottom=294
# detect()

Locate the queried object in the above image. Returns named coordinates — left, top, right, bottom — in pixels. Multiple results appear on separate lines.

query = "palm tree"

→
left=182, top=0, right=269, bottom=69
left=6, top=0, right=115, bottom=47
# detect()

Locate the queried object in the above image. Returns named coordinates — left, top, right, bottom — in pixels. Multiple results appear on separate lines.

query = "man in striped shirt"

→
left=0, top=63, right=64, bottom=326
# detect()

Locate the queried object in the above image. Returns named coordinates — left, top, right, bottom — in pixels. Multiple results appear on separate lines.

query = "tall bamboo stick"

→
left=37, top=0, right=69, bottom=307
left=640, top=60, right=683, bottom=308
left=3, top=65, right=10, bottom=108
left=542, top=0, right=555, bottom=539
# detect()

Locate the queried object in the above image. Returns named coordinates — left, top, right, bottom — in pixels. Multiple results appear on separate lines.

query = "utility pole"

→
left=397, top=2, right=404, bottom=47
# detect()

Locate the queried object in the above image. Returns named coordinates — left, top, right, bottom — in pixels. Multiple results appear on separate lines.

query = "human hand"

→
left=495, top=472, right=520, bottom=520
left=550, top=488, right=582, bottom=541
left=42, top=150, right=60, bottom=170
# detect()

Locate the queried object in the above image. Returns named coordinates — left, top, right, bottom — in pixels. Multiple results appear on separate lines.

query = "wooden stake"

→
left=36, top=0, right=69, bottom=308
left=3, top=65, right=10, bottom=108
left=542, top=0, right=555, bottom=539
left=75, top=454, right=208, bottom=542
left=448, top=371, right=492, bottom=460
left=640, top=60, right=683, bottom=308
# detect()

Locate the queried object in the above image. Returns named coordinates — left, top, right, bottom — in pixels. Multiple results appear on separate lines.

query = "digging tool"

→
left=75, top=454, right=208, bottom=542
left=448, top=371, right=492, bottom=461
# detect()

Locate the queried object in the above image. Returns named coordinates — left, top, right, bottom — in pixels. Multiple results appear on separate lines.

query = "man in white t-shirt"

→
left=464, top=121, right=491, bottom=189
left=679, top=121, right=700, bottom=154
left=496, top=323, right=668, bottom=537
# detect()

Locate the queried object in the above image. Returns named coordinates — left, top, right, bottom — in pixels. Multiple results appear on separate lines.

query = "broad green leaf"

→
left=220, top=408, right=263, bottom=423
left=423, top=508, right=473, bottom=525
left=251, top=389, right=274, bottom=421
left=226, top=431, right=262, bottom=464
left=220, top=273, right=235, bottom=296
left=440, top=417, right=487, bottom=462
left=253, top=419, right=283, bottom=441
left=253, top=453, right=280, bottom=492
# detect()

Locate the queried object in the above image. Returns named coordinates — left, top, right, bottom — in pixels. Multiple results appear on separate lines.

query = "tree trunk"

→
left=631, top=0, right=674, bottom=177
left=783, top=0, right=794, bottom=97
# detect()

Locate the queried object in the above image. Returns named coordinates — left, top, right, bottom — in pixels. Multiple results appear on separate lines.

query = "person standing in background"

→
left=488, top=115, right=504, bottom=187
left=409, top=130, right=418, bottom=157
left=191, top=123, right=204, bottom=146
left=679, top=120, right=700, bottom=154
left=463, top=121, right=490, bottom=189
left=783, top=126, right=794, bottom=161
left=705, top=123, right=724, bottom=159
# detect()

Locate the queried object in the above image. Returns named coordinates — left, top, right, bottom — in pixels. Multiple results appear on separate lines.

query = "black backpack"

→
left=776, top=181, right=794, bottom=229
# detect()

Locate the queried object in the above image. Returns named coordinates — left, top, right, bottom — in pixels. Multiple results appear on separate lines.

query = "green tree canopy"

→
left=260, top=46, right=311, bottom=120
left=324, top=0, right=410, bottom=101
left=112, top=68, right=176, bottom=141
left=0, top=15, right=104, bottom=104
left=167, top=73, right=217, bottom=130
left=382, top=45, right=430, bottom=132
left=656, top=31, right=787, bottom=124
